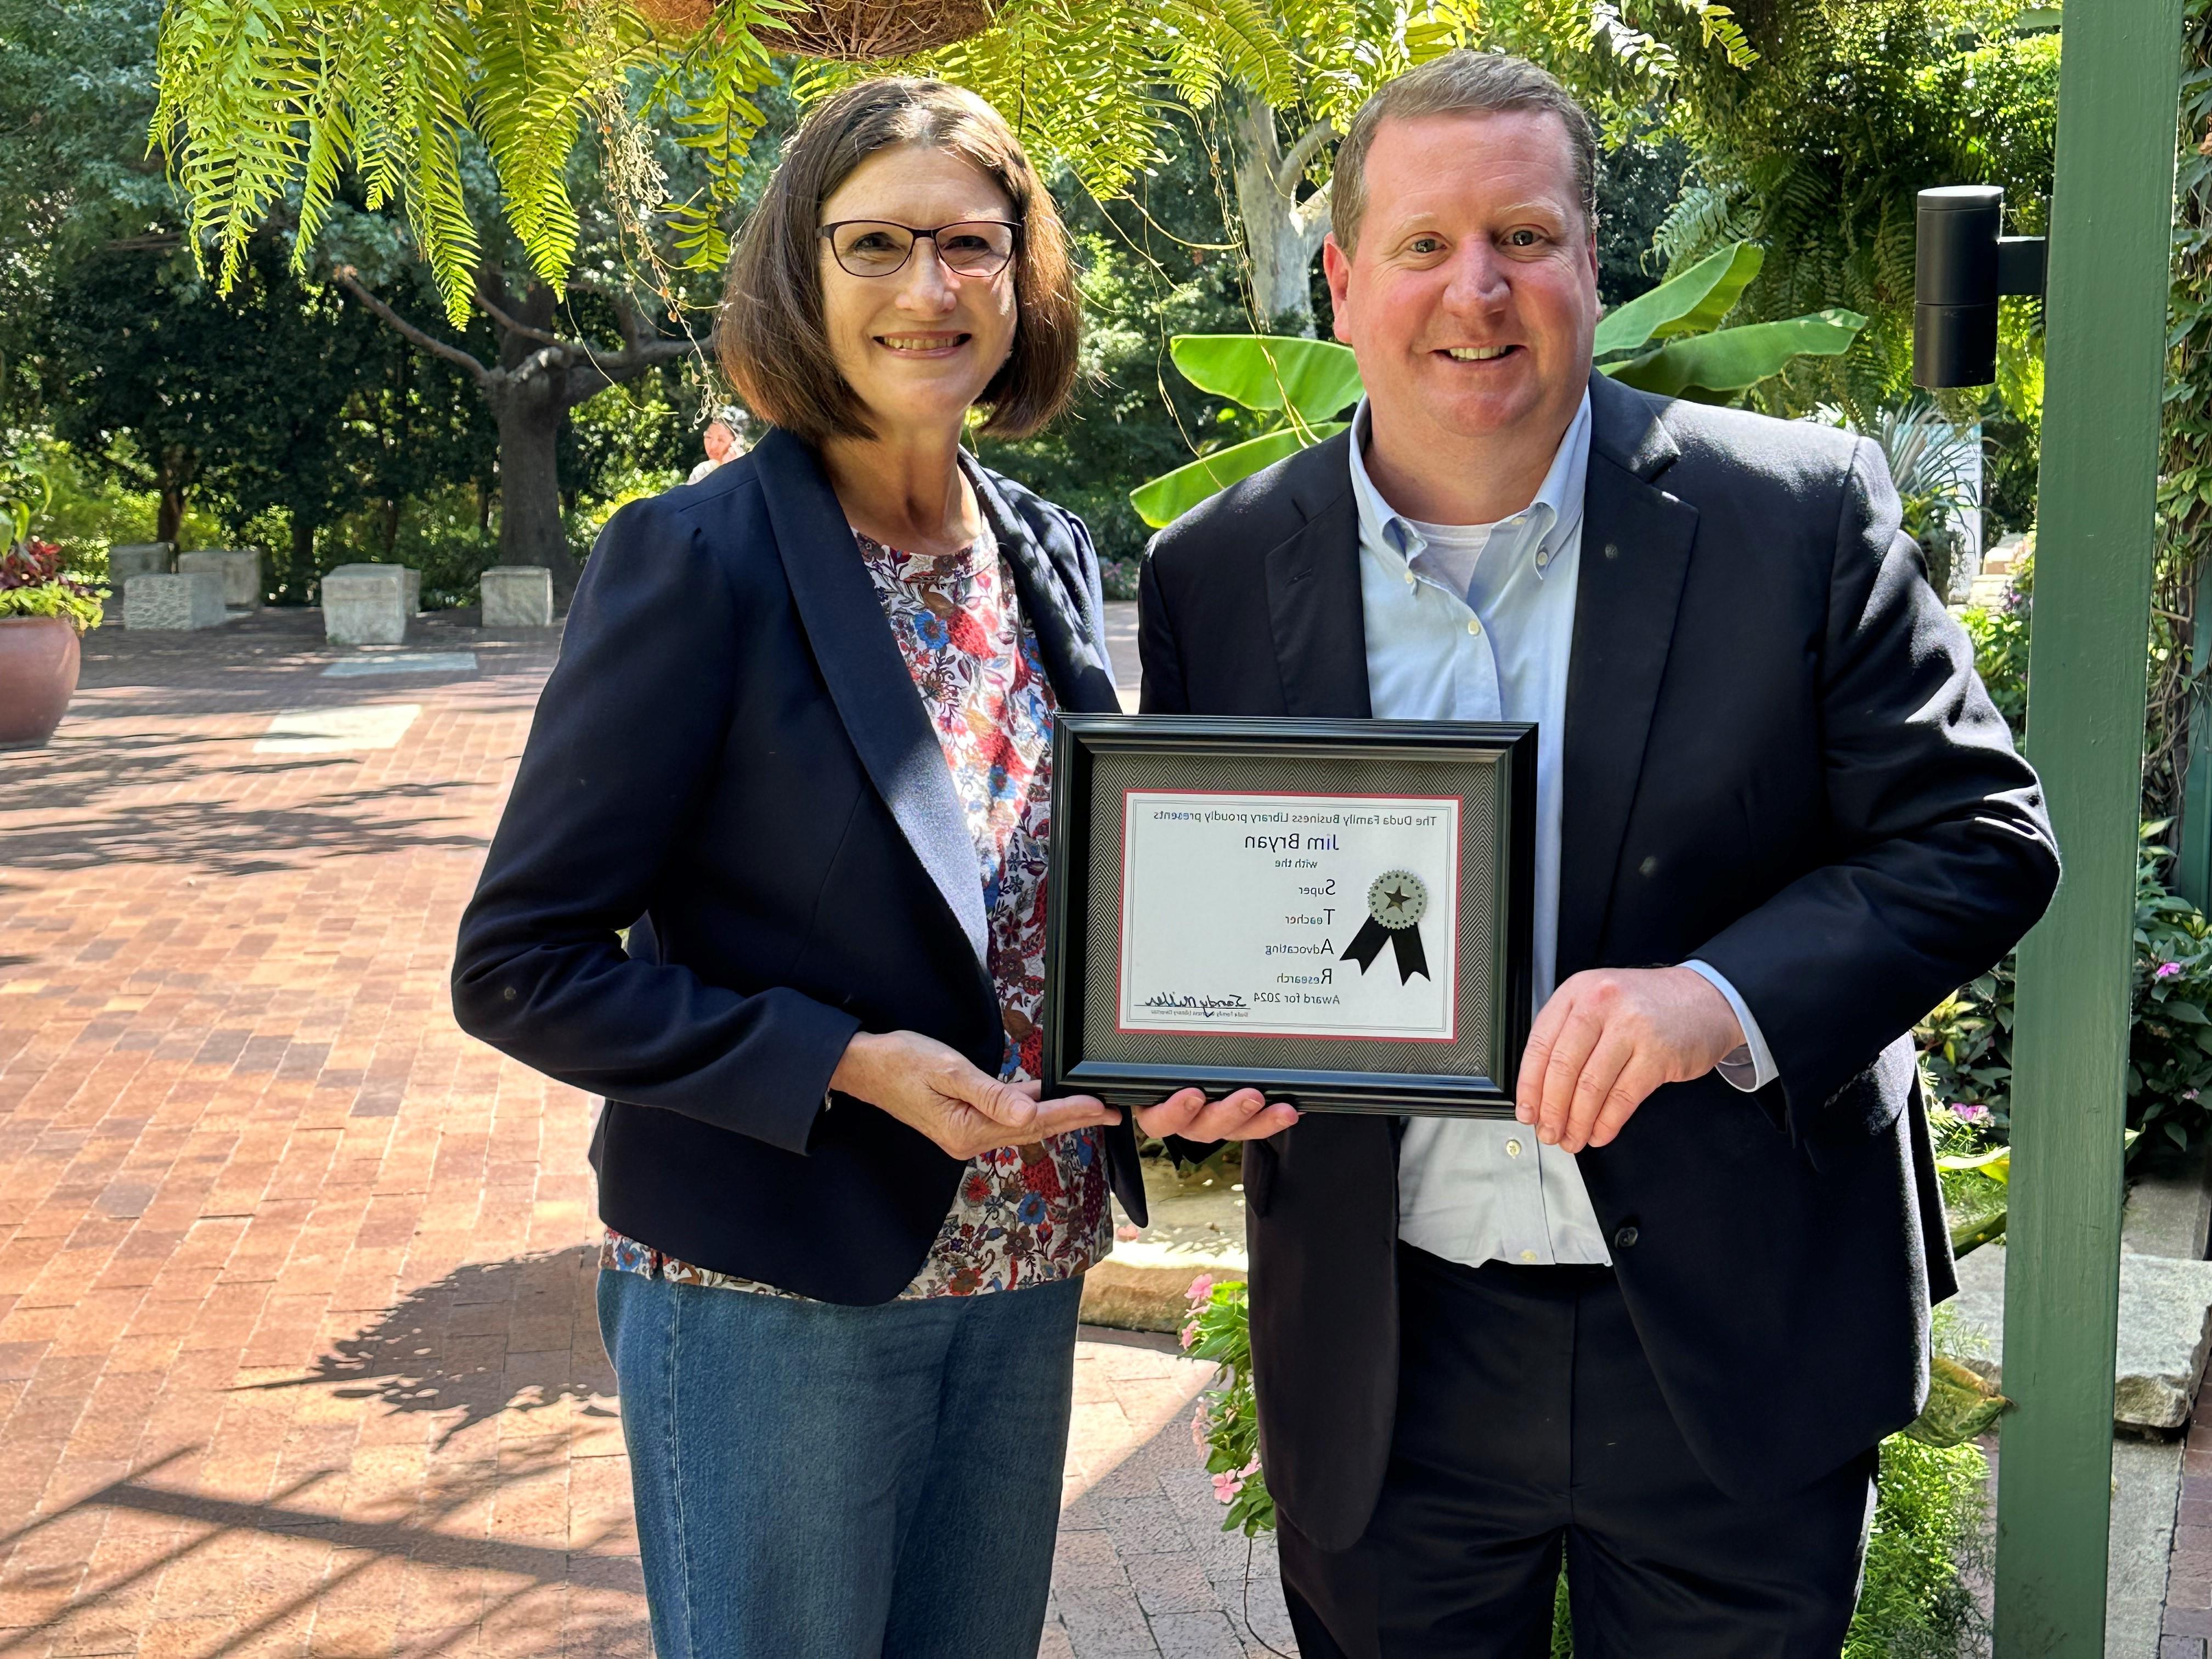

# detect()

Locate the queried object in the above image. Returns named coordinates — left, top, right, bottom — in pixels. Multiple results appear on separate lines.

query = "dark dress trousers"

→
left=452, top=428, right=1144, bottom=1304
left=1138, top=372, right=2058, bottom=1547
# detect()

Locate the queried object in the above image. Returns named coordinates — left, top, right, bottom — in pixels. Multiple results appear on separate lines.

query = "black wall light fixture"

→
left=1914, top=185, right=2050, bottom=389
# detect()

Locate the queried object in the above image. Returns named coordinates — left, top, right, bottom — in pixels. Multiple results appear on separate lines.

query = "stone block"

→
left=320, top=563, right=419, bottom=647
left=108, top=543, right=173, bottom=585
left=176, top=548, right=263, bottom=610
left=1080, top=1158, right=1247, bottom=1334
left=2125, top=1142, right=2212, bottom=1260
left=479, top=565, right=554, bottom=628
left=1949, top=1243, right=2212, bottom=1432
left=122, top=572, right=225, bottom=631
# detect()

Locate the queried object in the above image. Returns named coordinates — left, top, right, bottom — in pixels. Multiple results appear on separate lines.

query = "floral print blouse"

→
left=601, top=509, right=1113, bottom=1300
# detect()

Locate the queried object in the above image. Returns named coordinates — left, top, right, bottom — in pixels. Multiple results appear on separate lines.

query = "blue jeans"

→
left=596, top=1267, right=1083, bottom=1659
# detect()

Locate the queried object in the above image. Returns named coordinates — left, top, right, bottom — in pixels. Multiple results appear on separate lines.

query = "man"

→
left=1132, top=51, right=2057, bottom=1658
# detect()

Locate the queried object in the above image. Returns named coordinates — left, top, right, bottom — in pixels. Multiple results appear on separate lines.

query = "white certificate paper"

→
left=1118, top=791, right=1460, bottom=1041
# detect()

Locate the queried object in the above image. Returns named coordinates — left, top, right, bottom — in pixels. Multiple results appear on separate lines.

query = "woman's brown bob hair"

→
left=719, top=78, right=1080, bottom=445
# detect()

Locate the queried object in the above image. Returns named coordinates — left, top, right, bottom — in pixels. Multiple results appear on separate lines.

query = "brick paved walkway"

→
left=0, top=606, right=1292, bottom=1658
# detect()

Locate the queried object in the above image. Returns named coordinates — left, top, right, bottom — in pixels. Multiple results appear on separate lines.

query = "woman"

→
left=452, top=78, right=1288, bottom=1659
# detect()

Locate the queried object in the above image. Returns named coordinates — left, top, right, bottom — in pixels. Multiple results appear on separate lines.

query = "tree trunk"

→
left=490, top=373, right=578, bottom=591
left=156, top=449, right=188, bottom=544
left=1229, top=93, right=1331, bottom=335
left=291, top=511, right=315, bottom=591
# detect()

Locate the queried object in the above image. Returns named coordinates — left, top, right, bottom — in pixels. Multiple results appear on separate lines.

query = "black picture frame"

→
left=1043, top=715, right=1537, bottom=1117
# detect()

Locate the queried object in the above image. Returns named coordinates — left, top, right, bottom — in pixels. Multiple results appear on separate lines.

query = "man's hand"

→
left=1516, top=967, right=1745, bottom=1153
left=832, top=1030, right=1120, bottom=1159
left=1135, top=1087, right=1298, bottom=1144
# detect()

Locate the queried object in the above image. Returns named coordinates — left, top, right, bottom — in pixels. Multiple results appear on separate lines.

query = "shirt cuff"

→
left=1680, top=959, right=1780, bottom=1093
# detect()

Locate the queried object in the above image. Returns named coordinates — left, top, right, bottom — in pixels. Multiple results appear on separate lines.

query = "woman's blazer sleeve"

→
left=450, top=492, right=860, bottom=1155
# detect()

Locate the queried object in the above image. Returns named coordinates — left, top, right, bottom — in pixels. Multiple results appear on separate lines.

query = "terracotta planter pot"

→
left=0, top=616, right=82, bottom=750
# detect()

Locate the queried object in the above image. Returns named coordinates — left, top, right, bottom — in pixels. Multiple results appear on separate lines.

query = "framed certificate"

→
left=1042, top=715, right=1536, bottom=1117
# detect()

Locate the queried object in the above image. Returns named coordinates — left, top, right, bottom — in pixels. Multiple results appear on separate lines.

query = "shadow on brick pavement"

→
left=0, top=602, right=1293, bottom=1658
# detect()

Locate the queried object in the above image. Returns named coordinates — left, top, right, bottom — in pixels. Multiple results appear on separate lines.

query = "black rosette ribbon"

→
left=1342, top=869, right=1431, bottom=984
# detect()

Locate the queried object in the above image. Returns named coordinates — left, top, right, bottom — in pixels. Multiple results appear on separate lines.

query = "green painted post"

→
left=1993, top=0, right=2185, bottom=1648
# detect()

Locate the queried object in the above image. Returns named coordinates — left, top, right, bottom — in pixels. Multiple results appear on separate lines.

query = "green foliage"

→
left=1917, top=821, right=2212, bottom=1165
left=1180, top=1276, right=1272, bottom=1537
left=149, top=0, right=787, bottom=320
left=1644, top=0, right=2059, bottom=424
left=2153, top=0, right=2212, bottom=825
left=1957, top=550, right=2031, bottom=736
left=1593, top=239, right=1764, bottom=356
left=1845, top=1436, right=1991, bottom=1658
left=975, top=162, right=1255, bottom=590
left=0, top=539, right=107, bottom=633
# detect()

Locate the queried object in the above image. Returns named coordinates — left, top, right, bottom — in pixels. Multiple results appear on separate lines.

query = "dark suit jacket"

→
left=1139, top=371, right=2057, bottom=1548
left=453, top=427, right=1145, bottom=1304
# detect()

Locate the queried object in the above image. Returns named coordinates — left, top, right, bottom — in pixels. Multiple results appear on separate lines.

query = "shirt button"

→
left=1466, top=617, right=1482, bottom=636
left=1504, top=1138, right=1523, bottom=1158
left=1520, top=1249, right=1538, bottom=1263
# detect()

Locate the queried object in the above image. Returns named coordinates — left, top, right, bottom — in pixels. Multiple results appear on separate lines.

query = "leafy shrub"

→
left=1917, top=823, right=2212, bottom=1161
left=1956, top=545, right=2031, bottom=737
left=0, top=538, right=105, bottom=631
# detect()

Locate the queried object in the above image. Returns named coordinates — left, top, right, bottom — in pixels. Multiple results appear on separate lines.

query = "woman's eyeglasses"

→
left=819, top=219, right=1019, bottom=279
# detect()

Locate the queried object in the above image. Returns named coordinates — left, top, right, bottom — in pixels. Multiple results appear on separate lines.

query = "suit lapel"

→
left=1557, top=376, right=1700, bottom=980
left=752, top=428, right=991, bottom=969
left=1265, top=434, right=1372, bottom=719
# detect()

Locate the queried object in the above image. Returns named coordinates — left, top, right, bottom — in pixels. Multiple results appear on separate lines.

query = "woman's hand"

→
left=1134, top=1087, right=1297, bottom=1144
left=831, top=1030, right=1121, bottom=1159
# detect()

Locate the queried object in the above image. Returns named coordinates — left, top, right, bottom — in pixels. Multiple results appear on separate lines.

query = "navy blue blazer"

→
left=1141, top=370, right=2059, bottom=1543
left=452, top=428, right=1144, bottom=1303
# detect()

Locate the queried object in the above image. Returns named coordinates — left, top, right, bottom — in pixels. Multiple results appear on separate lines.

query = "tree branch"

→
left=1274, top=119, right=1336, bottom=201
left=334, top=267, right=493, bottom=386
left=563, top=328, right=719, bottom=408
left=472, top=285, right=574, bottom=351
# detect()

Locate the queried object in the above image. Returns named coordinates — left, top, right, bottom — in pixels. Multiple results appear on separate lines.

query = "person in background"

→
left=453, top=76, right=1284, bottom=1659
left=686, top=405, right=747, bottom=482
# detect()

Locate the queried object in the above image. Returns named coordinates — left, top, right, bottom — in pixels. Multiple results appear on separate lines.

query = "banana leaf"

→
left=1592, top=242, right=1764, bottom=360
left=1129, top=424, right=1348, bottom=528
left=1900, top=1353, right=2010, bottom=1447
left=1169, top=335, right=1365, bottom=426
left=1602, top=309, right=1867, bottom=400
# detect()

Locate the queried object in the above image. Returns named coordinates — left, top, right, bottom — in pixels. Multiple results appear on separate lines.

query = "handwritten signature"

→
left=1139, top=992, right=1249, bottom=1018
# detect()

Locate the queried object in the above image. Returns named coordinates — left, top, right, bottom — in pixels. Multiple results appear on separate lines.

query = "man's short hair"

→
left=718, top=77, right=1081, bottom=446
left=1331, top=52, right=1599, bottom=253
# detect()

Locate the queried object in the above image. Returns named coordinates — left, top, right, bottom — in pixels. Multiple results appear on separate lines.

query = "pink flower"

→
left=1212, top=1469, right=1244, bottom=1503
left=1186, top=1273, right=1216, bottom=1306
left=1952, top=1103, right=1990, bottom=1124
left=1189, top=1402, right=1210, bottom=1451
left=2158, top=961, right=2184, bottom=981
left=1179, top=1321, right=1199, bottom=1351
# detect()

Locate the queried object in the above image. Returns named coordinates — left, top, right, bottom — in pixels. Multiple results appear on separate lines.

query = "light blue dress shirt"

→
left=1347, top=393, right=1778, bottom=1268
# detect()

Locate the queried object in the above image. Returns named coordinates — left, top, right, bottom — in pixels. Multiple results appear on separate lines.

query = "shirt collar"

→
left=1347, top=388, right=1593, bottom=580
